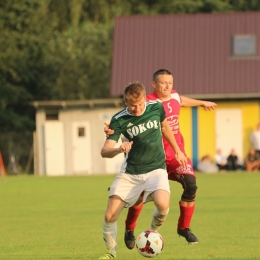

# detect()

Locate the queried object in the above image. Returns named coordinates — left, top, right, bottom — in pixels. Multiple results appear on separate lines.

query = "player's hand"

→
left=201, top=101, right=217, bottom=111
left=120, top=141, right=133, bottom=153
left=104, top=122, right=114, bottom=137
left=175, top=150, right=187, bottom=166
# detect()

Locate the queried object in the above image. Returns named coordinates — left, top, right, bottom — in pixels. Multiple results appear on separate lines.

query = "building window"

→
left=46, top=113, right=59, bottom=120
left=232, top=35, right=256, bottom=56
left=78, top=127, right=85, bottom=137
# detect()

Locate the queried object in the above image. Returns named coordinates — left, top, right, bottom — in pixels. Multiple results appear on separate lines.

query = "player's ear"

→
left=151, top=81, right=156, bottom=89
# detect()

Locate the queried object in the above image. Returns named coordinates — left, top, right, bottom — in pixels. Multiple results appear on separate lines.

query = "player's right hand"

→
left=175, top=150, right=187, bottom=166
left=104, top=122, right=114, bottom=137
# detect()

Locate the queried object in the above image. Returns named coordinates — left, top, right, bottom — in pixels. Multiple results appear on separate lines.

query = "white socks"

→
left=149, top=208, right=169, bottom=231
left=102, top=208, right=169, bottom=254
left=102, top=220, right=117, bottom=254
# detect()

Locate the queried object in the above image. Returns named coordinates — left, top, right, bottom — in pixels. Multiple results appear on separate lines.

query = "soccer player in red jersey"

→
left=105, top=69, right=217, bottom=247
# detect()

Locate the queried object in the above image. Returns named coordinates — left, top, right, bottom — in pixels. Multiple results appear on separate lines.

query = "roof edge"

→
left=184, top=92, right=260, bottom=100
left=31, top=98, right=124, bottom=109
left=31, top=93, right=260, bottom=109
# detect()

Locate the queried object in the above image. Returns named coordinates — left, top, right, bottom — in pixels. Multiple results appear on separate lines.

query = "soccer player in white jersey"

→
left=98, top=82, right=187, bottom=259
left=105, top=69, right=217, bottom=247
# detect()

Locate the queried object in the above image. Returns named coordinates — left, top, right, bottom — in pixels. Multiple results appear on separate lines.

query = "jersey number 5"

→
left=167, top=102, right=172, bottom=113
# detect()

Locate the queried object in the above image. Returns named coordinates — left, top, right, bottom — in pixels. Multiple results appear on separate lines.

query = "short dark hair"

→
left=152, top=69, right=172, bottom=82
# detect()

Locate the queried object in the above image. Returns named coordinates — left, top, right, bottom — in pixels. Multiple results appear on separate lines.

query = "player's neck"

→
left=156, top=94, right=171, bottom=101
left=154, top=91, right=171, bottom=101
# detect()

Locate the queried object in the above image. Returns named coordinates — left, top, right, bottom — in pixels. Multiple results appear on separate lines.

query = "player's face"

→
left=125, top=96, right=146, bottom=116
left=152, top=74, right=173, bottom=100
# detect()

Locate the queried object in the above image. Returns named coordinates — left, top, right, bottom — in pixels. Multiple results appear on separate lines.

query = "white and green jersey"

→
left=108, top=100, right=167, bottom=174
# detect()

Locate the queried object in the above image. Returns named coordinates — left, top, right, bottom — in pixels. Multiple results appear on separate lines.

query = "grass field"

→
left=0, top=172, right=260, bottom=260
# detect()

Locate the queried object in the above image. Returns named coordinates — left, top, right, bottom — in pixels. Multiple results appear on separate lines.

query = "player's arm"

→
left=101, top=139, right=133, bottom=158
left=180, top=96, right=217, bottom=111
left=161, top=119, right=187, bottom=166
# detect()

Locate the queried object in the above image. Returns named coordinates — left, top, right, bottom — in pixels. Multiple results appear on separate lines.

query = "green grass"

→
left=0, top=172, right=260, bottom=260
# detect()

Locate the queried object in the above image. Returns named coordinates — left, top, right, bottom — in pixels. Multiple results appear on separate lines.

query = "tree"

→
left=46, top=22, right=113, bottom=100
left=0, top=0, right=57, bottom=172
left=0, top=0, right=55, bottom=131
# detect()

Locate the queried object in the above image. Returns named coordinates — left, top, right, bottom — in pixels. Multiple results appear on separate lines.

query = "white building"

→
left=32, top=99, right=124, bottom=176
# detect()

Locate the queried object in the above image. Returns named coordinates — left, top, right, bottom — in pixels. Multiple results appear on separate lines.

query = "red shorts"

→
left=166, top=157, right=195, bottom=182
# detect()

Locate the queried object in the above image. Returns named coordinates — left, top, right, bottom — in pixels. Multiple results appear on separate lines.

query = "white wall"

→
left=35, top=107, right=124, bottom=175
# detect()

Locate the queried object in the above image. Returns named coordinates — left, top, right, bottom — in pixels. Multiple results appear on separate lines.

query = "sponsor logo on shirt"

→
left=126, top=120, right=159, bottom=138
left=166, top=115, right=179, bottom=134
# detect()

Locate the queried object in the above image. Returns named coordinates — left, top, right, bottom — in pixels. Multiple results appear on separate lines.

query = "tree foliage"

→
left=48, top=22, right=113, bottom=100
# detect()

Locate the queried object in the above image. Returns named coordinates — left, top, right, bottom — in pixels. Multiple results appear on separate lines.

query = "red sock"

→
left=125, top=203, right=144, bottom=231
left=177, top=202, right=195, bottom=230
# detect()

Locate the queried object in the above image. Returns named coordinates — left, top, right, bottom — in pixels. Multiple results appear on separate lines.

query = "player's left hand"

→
left=201, top=101, right=217, bottom=111
left=104, top=122, right=114, bottom=137
left=175, top=151, right=187, bottom=166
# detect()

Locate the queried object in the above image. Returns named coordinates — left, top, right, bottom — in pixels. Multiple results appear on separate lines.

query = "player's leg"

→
left=99, top=195, right=126, bottom=259
left=149, top=189, right=170, bottom=231
left=175, top=173, right=199, bottom=244
left=100, top=172, right=143, bottom=258
left=142, top=168, right=170, bottom=231
left=124, top=195, right=144, bottom=250
left=167, top=156, right=198, bottom=243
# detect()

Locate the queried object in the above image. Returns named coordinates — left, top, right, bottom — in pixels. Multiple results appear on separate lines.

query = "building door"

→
left=43, top=122, right=65, bottom=176
left=215, top=109, right=243, bottom=164
left=72, top=121, right=92, bottom=174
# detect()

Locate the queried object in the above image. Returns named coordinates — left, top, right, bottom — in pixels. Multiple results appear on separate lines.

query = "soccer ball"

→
left=136, top=230, right=164, bottom=258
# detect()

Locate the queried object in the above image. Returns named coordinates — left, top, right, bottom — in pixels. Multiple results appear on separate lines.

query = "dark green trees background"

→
left=0, top=0, right=259, bottom=173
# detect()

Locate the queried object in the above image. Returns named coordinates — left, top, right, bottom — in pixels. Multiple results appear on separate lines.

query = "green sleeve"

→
left=106, top=117, right=121, bottom=142
left=158, top=102, right=166, bottom=122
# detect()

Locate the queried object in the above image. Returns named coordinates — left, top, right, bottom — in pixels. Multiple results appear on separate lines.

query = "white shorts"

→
left=108, top=169, right=170, bottom=208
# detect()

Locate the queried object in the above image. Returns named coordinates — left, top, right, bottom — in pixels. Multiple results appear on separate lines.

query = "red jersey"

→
left=146, top=90, right=184, bottom=160
left=146, top=90, right=194, bottom=177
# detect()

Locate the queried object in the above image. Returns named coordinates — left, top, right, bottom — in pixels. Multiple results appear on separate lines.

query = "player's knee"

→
left=153, top=198, right=169, bottom=211
left=157, top=203, right=169, bottom=212
left=187, top=182, right=198, bottom=195
left=153, top=192, right=170, bottom=210
left=181, top=175, right=198, bottom=202
left=155, top=198, right=170, bottom=211
left=104, top=212, right=117, bottom=223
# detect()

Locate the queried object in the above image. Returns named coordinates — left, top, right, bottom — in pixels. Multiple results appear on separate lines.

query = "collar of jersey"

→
left=126, top=102, right=147, bottom=116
